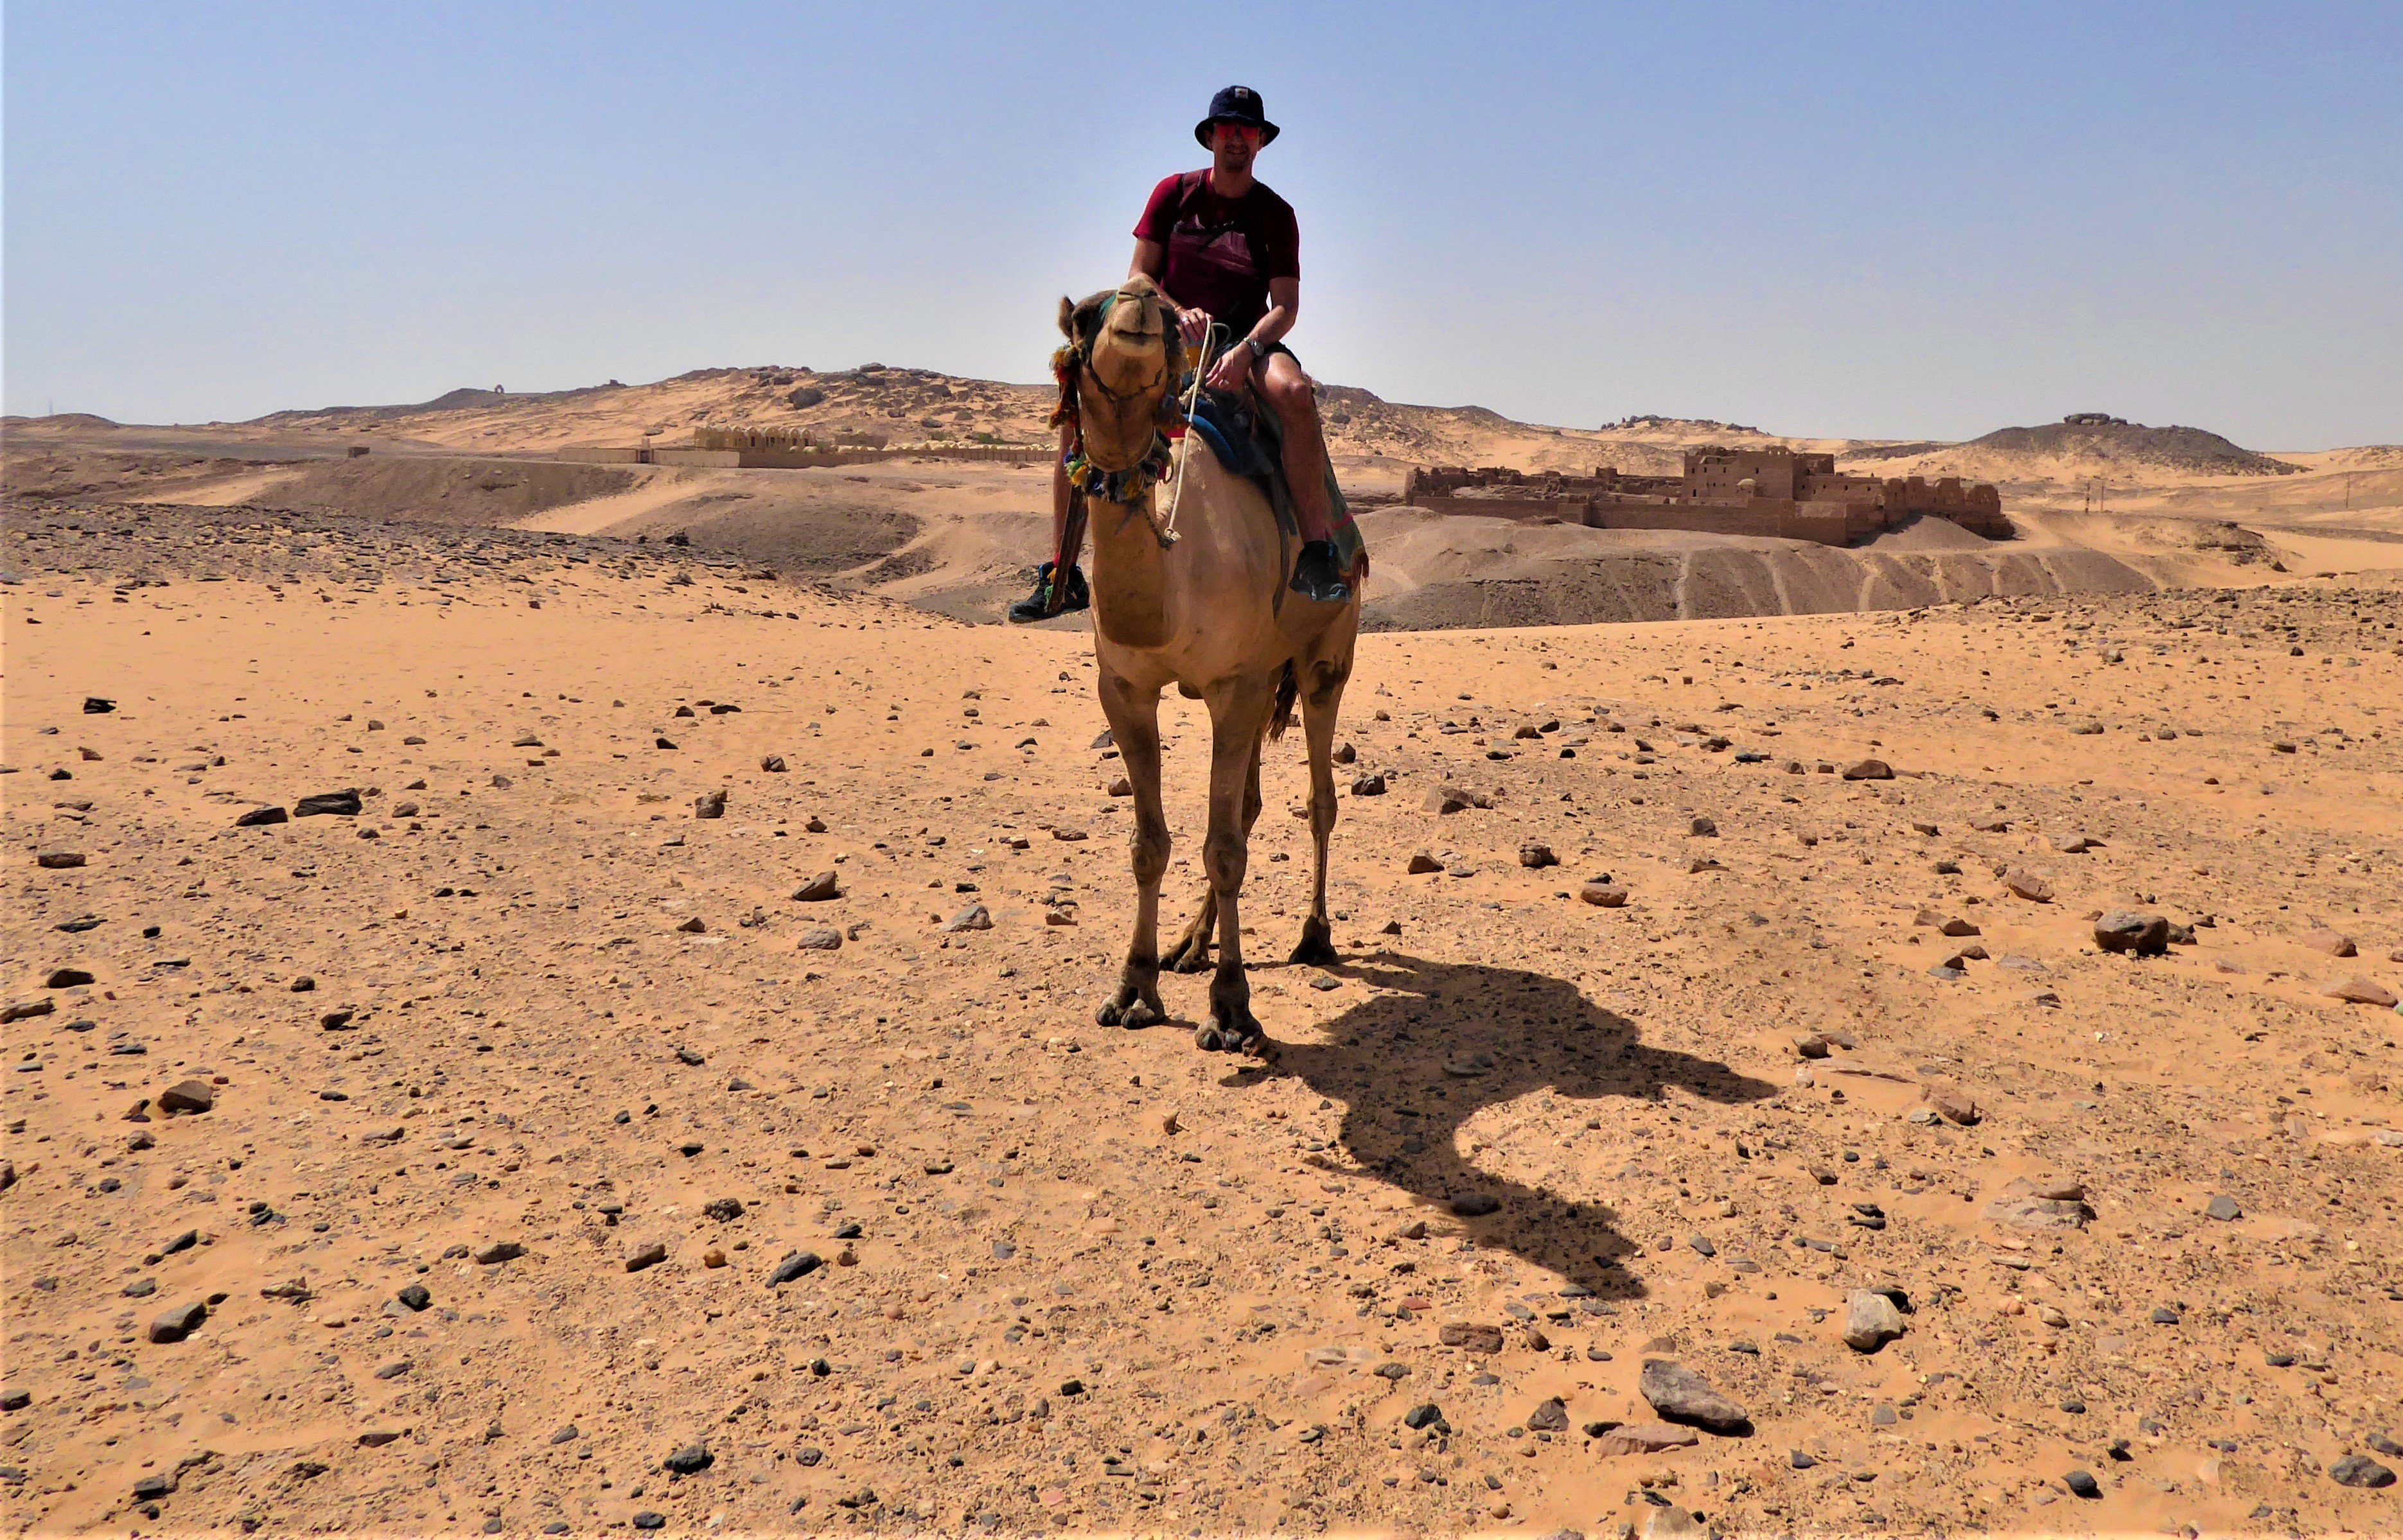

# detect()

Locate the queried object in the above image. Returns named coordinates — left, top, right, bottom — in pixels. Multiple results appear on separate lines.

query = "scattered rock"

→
left=1580, top=882, right=1628, bottom=907
left=1924, top=1085, right=1981, bottom=1126
left=1843, top=1290, right=1906, bottom=1352
left=1350, top=773, right=1386, bottom=797
left=2331, top=1454, right=2397, bottom=1489
left=234, top=805, right=289, bottom=827
left=2005, top=869, right=2055, bottom=902
left=294, top=791, right=362, bottom=818
left=797, top=925, right=843, bottom=951
left=148, top=1301, right=207, bottom=1343
left=1438, top=1322, right=1505, bottom=1352
left=37, top=852, right=86, bottom=870
left=2326, top=976, right=2399, bottom=1008
left=2205, top=1194, right=2242, bottom=1222
left=768, top=1251, right=823, bottom=1285
left=473, top=1241, right=524, bottom=1264
left=1407, top=851, right=1445, bottom=875
left=1518, top=842, right=1558, bottom=869
left=1594, top=1421, right=1699, bottom=1456
left=1841, top=758, right=1894, bottom=781
left=626, top=1243, right=669, bottom=1273
left=2064, top=1469, right=2101, bottom=1500
left=663, top=1443, right=713, bottom=1475
left=2094, top=911, right=2170, bottom=956
left=760, top=755, right=788, bottom=773
left=1526, top=1396, right=1569, bottom=1431
left=694, top=790, right=728, bottom=819
left=42, top=967, right=93, bottom=990
left=1639, top=1359, right=1749, bottom=1433
left=1448, top=1193, right=1499, bottom=1217
left=944, top=903, right=992, bottom=932
left=157, top=1080, right=215, bottom=1115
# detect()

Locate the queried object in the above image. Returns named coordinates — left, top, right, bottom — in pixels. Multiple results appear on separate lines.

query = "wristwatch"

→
left=1245, top=337, right=1269, bottom=362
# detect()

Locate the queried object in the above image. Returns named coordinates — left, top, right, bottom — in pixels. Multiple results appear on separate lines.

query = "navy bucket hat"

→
left=1193, top=85, right=1279, bottom=148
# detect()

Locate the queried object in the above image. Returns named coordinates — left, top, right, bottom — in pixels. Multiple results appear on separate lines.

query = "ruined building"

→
left=1402, top=447, right=2009, bottom=545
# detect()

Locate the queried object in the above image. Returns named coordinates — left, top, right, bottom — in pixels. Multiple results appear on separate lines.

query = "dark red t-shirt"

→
left=1134, top=171, right=1299, bottom=340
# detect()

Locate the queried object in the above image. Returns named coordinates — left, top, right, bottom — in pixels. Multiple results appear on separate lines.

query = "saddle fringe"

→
left=1267, top=660, right=1298, bottom=742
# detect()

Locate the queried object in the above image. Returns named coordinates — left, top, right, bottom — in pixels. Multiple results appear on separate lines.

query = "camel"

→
left=1055, top=275, right=1359, bottom=1054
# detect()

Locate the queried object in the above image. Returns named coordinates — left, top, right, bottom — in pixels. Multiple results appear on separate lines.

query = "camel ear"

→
left=1063, top=290, right=1109, bottom=345
left=1057, top=296, right=1077, bottom=340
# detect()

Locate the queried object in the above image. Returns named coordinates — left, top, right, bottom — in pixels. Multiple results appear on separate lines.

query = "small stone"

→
left=1402, top=1403, right=1449, bottom=1432
left=2005, top=869, right=2055, bottom=902
left=1518, top=842, right=1559, bottom=870
left=148, top=1301, right=207, bottom=1343
left=397, top=1284, right=431, bottom=1311
left=676, top=916, right=706, bottom=934
left=703, top=1247, right=727, bottom=1268
left=234, top=805, right=290, bottom=827
left=1638, top=1359, right=1748, bottom=1433
left=694, top=789, right=728, bottom=819
left=42, top=967, right=94, bottom=989
left=2305, top=927, right=2357, bottom=957
left=1688, top=816, right=1717, bottom=837
left=793, top=871, right=842, bottom=902
left=37, top=852, right=86, bottom=870
left=2064, top=1469, right=2101, bottom=1499
left=626, top=1243, right=668, bottom=1273
left=294, top=790, right=362, bottom=818
left=1924, top=1085, right=1981, bottom=1126
left=1448, top=1193, right=1499, bottom=1216
left=2149, top=1307, right=2180, bottom=1324
left=1792, top=1033, right=1830, bottom=1059
left=632, top=1514, right=665, bottom=1532
left=473, top=1241, right=524, bottom=1264
left=157, top=1079, right=215, bottom=1115
left=1407, top=851, right=1445, bottom=875
left=761, top=755, right=788, bottom=773
left=2093, top=911, right=2170, bottom=956
left=663, top=1443, right=712, bottom=1474
left=1841, top=758, right=1894, bottom=781
left=1350, top=773, right=1386, bottom=796
left=1439, top=1322, right=1505, bottom=1352
left=796, top=925, right=843, bottom=951
left=1594, top=1421, right=1698, bottom=1456
left=356, top=1430, right=403, bottom=1448
left=1526, top=1397, right=1569, bottom=1431
left=1843, top=1290, right=1906, bottom=1352
left=549, top=1425, right=579, bottom=1446
left=2326, top=976, right=2400, bottom=1008
left=2332, top=1454, right=2397, bottom=1489
left=2205, top=1194, right=2242, bottom=1222
left=768, top=1250, right=822, bottom=1285
left=1790, top=1449, right=1817, bottom=1469
left=1579, top=882, right=1628, bottom=908
left=0, top=999, right=54, bottom=1024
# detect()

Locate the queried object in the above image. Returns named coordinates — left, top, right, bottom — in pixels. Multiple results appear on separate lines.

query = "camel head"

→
left=1059, top=275, right=1184, bottom=471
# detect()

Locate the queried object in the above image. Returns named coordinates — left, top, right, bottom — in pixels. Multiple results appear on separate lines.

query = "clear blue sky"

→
left=7, top=1, right=2399, bottom=446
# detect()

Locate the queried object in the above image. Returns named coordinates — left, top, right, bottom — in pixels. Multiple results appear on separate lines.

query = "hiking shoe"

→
left=1006, top=561, right=1089, bottom=624
left=1289, top=540, right=1350, bottom=604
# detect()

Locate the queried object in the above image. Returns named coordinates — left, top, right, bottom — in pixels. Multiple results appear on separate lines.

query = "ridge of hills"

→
left=8, top=369, right=2383, bottom=484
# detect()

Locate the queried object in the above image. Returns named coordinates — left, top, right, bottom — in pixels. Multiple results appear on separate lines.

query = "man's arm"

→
left=1204, top=276, right=1299, bottom=394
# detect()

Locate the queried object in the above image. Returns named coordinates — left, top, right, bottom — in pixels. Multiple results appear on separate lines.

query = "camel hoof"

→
left=1194, top=1024, right=1225, bottom=1052
left=1288, top=933, right=1338, bottom=968
left=1122, top=999, right=1162, bottom=1031
left=1165, top=940, right=1211, bottom=974
left=1211, top=1004, right=1265, bottom=1056
left=1096, top=1000, right=1123, bottom=1027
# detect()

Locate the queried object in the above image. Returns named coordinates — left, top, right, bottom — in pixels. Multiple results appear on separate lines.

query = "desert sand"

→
left=6, top=473, right=2403, bottom=1539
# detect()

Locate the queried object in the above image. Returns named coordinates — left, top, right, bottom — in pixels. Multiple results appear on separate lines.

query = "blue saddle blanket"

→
left=1182, top=392, right=1365, bottom=578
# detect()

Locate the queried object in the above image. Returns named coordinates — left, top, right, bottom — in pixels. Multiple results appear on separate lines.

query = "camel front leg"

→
left=1289, top=660, right=1348, bottom=967
left=1166, top=727, right=1264, bottom=973
left=1195, top=675, right=1274, bottom=1053
left=1095, top=665, right=1168, bottom=1029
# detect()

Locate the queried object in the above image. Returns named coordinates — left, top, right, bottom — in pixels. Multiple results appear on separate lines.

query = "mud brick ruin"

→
left=1403, top=447, right=2010, bottom=544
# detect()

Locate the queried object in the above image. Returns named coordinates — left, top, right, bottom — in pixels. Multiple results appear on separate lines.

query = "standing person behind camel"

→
left=1008, top=84, right=1351, bottom=622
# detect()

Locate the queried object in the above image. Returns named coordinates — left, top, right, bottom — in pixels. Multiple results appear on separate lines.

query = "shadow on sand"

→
left=1228, top=952, right=1777, bottom=1299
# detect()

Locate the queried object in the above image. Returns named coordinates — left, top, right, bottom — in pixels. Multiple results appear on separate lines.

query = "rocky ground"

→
left=5, top=500, right=2402, bottom=1537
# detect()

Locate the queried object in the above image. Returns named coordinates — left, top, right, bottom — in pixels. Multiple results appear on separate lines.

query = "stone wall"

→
left=1404, top=448, right=2009, bottom=546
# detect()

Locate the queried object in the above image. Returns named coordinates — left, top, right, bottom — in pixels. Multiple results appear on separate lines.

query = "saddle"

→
left=1179, top=383, right=1366, bottom=581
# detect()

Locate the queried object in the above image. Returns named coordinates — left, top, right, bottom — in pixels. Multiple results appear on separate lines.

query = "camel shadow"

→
left=1227, top=953, right=1777, bottom=1300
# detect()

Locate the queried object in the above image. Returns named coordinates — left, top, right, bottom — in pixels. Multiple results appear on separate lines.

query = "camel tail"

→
left=1267, top=660, right=1299, bottom=742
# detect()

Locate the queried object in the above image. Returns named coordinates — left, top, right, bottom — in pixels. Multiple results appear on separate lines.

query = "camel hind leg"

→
left=1288, top=649, right=1350, bottom=967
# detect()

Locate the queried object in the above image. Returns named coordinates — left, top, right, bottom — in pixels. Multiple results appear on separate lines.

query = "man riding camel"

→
left=1008, top=85, right=1352, bottom=622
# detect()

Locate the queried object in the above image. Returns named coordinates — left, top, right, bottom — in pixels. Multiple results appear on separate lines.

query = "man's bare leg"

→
left=1256, top=351, right=1347, bottom=601
left=1256, top=351, right=1334, bottom=545
left=1009, top=424, right=1086, bottom=622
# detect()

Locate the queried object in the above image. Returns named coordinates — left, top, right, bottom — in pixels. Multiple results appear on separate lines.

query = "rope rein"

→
left=1157, top=318, right=1226, bottom=550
